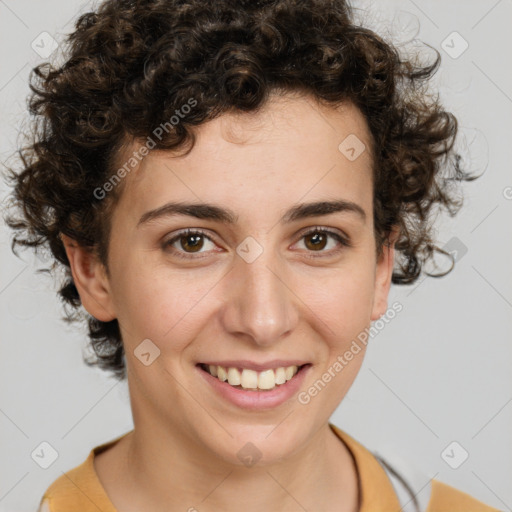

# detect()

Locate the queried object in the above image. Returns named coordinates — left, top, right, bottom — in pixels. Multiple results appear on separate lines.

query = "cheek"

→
left=310, top=274, right=373, bottom=400
left=113, top=261, right=221, bottom=353
left=305, top=264, right=376, bottom=332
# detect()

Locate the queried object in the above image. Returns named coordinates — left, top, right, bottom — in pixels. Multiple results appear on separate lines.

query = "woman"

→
left=3, top=0, right=500, bottom=510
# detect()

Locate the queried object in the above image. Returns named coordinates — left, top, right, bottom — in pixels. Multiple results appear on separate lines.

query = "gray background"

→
left=1, top=0, right=511, bottom=510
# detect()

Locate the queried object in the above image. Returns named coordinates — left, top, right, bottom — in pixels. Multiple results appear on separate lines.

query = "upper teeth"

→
left=206, top=365, right=300, bottom=390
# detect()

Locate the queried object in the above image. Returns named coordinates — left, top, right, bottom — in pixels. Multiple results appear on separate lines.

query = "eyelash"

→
left=162, top=227, right=351, bottom=261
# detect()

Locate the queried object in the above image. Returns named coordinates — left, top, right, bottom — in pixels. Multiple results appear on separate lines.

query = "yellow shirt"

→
left=39, top=423, right=500, bottom=512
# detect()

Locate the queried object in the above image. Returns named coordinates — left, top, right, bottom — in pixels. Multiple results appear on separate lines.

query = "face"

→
left=64, top=92, right=395, bottom=467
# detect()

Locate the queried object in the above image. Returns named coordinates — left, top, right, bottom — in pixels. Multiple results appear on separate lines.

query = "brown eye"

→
left=162, top=229, right=217, bottom=259
left=296, top=228, right=351, bottom=257
left=178, top=233, right=204, bottom=252
left=304, top=231, right=329, bottom=251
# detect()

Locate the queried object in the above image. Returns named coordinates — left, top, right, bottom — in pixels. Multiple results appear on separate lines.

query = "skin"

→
left=62, top=91, right=397, bottom=512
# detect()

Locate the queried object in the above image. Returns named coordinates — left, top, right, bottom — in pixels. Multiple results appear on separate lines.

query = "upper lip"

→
left=198, top=360, right=310, bottom=372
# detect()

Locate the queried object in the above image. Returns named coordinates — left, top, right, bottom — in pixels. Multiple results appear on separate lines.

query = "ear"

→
left=370, top=226, right=399, bottom=322
left=60, top=234, right=116, bottom=322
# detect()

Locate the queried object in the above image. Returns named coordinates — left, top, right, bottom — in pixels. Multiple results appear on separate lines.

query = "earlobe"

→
left=370, top=227, right=399, bottom=322
left=60, top=234, right=116, bottom=322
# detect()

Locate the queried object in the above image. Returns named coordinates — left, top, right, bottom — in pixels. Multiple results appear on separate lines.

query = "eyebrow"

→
left=137, top=199, right=366, bottom=228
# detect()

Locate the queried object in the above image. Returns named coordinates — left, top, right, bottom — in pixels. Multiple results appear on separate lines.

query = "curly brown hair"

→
left=2, top=0, right=475, bottom=380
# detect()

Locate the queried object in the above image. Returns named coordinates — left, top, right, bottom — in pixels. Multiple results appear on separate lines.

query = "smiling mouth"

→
left=197, top=363, right=310, bottom=391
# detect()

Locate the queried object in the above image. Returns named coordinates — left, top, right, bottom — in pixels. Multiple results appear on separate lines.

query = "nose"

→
left=219, top=242, right=300, bottom=347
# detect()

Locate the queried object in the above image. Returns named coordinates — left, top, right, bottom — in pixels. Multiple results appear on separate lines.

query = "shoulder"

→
left=36, top=432, right=131, bottom=512
left=427, top=480, right=502, bottom=512
left=37, top=452, right=97, bottom=512
left=328, top=422, right=501, bottom=512
left=37, top=465, right=89, bottom=511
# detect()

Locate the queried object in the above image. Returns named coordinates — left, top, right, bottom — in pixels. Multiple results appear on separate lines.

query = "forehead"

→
left=110, top=93, right=374, bottom=228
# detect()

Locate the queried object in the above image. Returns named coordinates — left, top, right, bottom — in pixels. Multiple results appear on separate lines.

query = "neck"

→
left=112, top=418, right=360, bottom=512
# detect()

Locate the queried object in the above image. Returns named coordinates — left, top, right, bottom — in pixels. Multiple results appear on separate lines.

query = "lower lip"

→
left=196, top=364, right=311, bottom=410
